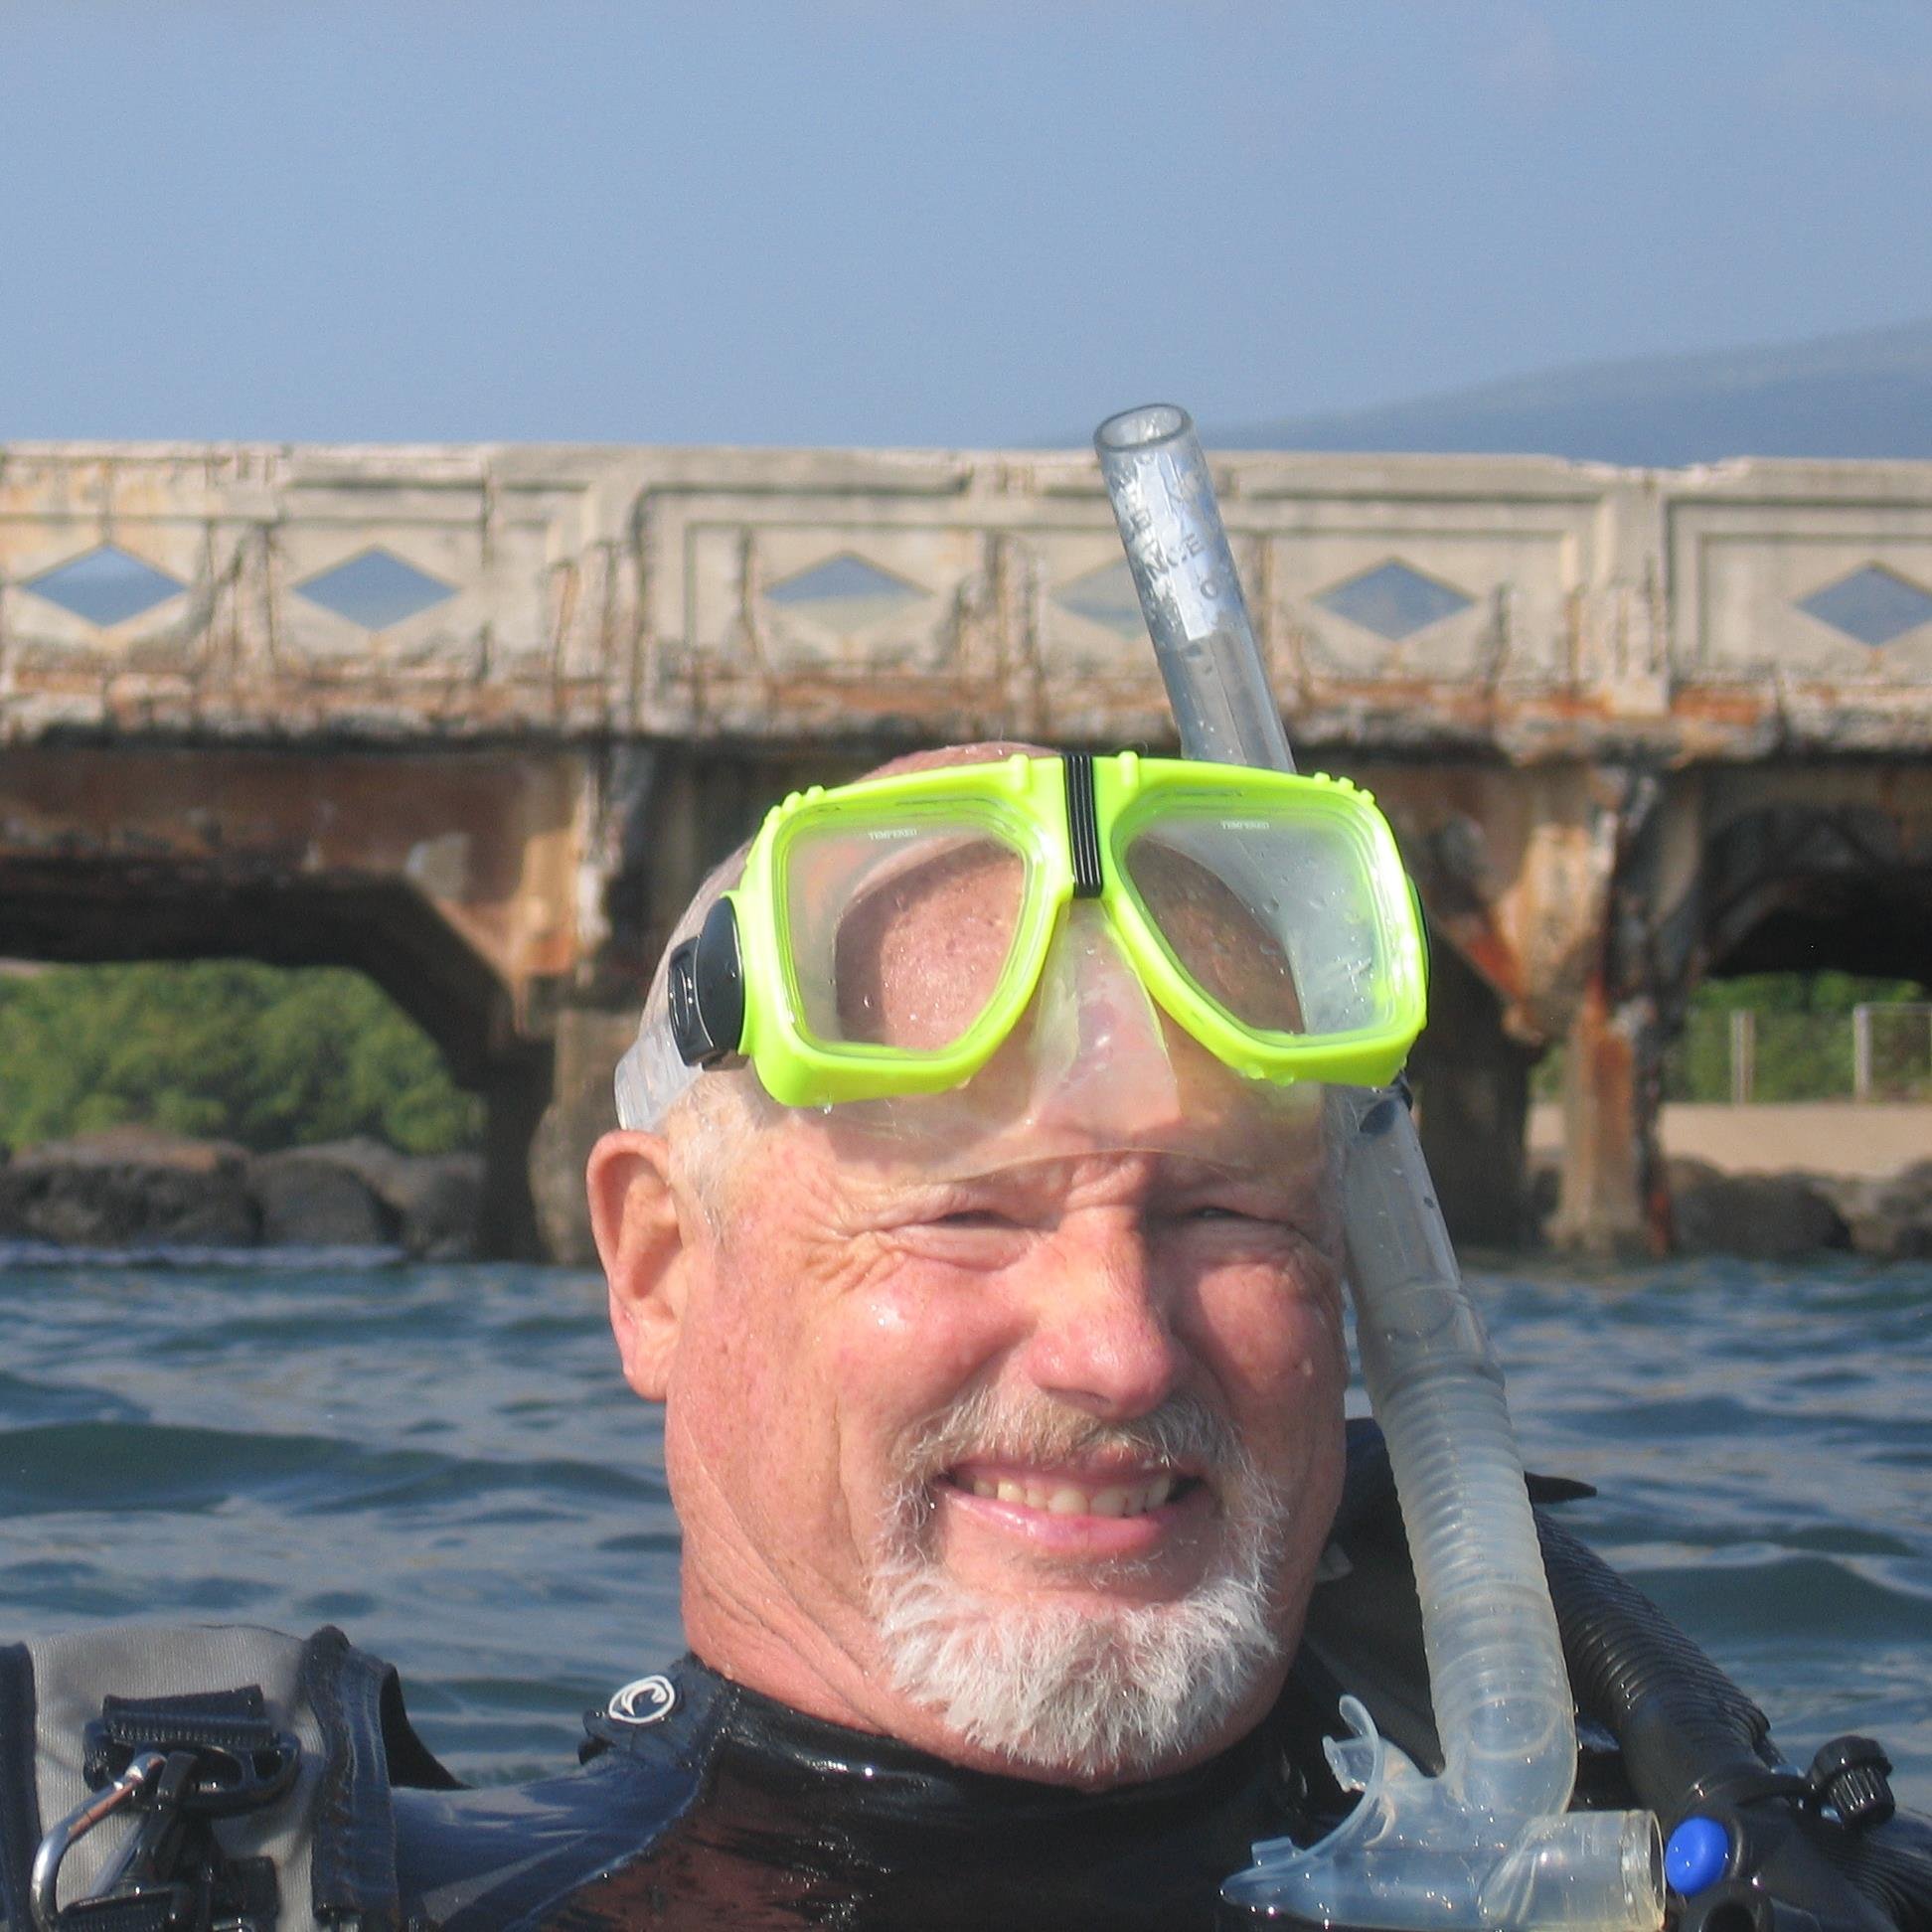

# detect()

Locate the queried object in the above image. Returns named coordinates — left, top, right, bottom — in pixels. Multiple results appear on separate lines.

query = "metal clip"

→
left=30, top=1750, right=167, bottom=1932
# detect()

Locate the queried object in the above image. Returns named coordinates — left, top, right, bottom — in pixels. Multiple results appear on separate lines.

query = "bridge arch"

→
left=6, top=439, right=1931, bottom=1256
left=0, top=744, right=592, bottom=1256
left=1691, top=797, right=1932, bottom=988
left=1558, top=771, right=1932, bottom=1253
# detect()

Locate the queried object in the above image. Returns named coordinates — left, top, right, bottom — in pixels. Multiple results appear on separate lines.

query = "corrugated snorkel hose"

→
left=1093, top=405, right=1664, bottom=1930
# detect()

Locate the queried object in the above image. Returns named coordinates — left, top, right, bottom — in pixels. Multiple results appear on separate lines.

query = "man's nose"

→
left=1018, top=1219, right=1183, bottom=1422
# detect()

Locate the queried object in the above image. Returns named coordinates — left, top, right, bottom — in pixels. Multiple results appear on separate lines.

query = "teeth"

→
left=957, top=1472, right=1184, bottom=1518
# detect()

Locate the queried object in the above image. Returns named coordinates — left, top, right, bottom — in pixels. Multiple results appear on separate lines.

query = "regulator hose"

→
left=1537, top=1511, right=1932, bottom=1931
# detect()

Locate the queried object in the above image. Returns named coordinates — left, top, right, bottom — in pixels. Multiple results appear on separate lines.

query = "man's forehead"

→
left=859, top=738, right=1053, bottom=782
left=789, top=1100, right=1332, bottom=1199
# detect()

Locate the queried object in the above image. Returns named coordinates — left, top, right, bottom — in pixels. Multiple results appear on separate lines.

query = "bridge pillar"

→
left=482, top=1047, right=558, bottom=1261
left=525, top=741, right=869, bottom=1264
left=1547, top=976, right=1666, bottom=1257
left=529, top=1009, right=635, bottom=1265
left=1409, top=938, right=1538, bottom=1247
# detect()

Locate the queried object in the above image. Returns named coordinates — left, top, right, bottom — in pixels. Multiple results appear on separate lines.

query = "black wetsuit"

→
left=388, top=1422, right=1573, bottom=1930
left=9, top=1423, right=1927, bottom=1930
left=396, top=1653, right=1345, bottom=1929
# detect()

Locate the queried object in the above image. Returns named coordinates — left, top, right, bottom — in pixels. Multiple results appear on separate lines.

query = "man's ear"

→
left=587, top=1129, right=699, bottom=1401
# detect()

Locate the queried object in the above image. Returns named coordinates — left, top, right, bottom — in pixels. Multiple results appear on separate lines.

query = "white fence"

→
left=1675, top=1005, right=1932, bottom=1104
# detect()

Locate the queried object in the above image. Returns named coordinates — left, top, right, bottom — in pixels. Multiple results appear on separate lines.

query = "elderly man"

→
left=391, top=740, right=1431, bottom=1928
left=10, top=758, right=1925, bottom=1930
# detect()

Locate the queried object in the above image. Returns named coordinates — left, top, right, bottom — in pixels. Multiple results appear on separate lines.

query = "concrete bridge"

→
left=2, top=440, right=1929, bottom=1258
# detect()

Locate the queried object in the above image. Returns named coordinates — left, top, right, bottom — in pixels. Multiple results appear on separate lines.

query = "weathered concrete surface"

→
left=0, top=744, right=587, bottom=1074
left=529, top=1009, right=638, bottom=1266
left=3, top=441, right=1930, bottom=1258
left=5, top=443, right=1931, bottom=756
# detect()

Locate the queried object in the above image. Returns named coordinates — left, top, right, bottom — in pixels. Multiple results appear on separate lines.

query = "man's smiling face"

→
left=610, top=1037, right=1346, bottom=1786
left=592, top=744, right=1350, bottom=1785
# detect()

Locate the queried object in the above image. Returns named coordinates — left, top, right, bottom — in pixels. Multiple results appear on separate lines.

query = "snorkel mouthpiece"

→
left=1095, top=405, right=1664, bottom=1931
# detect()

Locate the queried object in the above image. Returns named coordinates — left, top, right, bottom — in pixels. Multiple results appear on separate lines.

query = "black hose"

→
left=1537, top=1509, right=1776, bottom=1819
left=1537, top=1510, right=1932, bottom=1929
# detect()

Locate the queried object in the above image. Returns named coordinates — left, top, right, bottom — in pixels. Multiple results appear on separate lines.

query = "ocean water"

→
left=1, top=1253, right=1927, bottom=1811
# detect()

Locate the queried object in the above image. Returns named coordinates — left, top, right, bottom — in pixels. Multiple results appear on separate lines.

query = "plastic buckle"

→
left=34, top=1728, right=300, bottom=1932
left=82, top=1726, right=301, bottom=1820
left=668, top=898, right=746, bottom=1069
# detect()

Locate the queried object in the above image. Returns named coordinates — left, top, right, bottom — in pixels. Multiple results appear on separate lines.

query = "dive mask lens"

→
left=778, top=813, right=1032, bottom=1054
left=1121, top=801, right=1405, bottom=1040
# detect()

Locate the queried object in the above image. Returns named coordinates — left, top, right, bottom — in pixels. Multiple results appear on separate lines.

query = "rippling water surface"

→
left=2, top=1254, right=1926, bottom=1807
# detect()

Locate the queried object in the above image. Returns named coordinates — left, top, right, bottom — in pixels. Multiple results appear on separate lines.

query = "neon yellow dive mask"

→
left=616, top=752, right=1427, bottom=1129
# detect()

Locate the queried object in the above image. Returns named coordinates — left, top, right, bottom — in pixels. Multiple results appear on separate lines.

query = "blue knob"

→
left=1665, top=1815, right=1730, bottom=1895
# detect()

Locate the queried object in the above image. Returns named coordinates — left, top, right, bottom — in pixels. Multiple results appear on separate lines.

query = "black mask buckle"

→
left=667, top=898, right=747, bottom=1069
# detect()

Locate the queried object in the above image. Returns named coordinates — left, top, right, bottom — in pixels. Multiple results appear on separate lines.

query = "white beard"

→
left=867, top=1391, right=1292, bottom=1783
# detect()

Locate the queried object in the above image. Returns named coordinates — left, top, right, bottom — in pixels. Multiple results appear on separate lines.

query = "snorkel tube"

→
left=1094, top=406, right=1665, bottom=1931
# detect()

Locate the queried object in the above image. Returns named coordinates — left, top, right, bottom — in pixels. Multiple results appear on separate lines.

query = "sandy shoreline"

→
left=1529, top=1101, right=1929, bottom=1181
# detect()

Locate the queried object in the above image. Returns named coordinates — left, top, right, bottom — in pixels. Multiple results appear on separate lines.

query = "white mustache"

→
left=903, top=1386, right=1243, bottom=1491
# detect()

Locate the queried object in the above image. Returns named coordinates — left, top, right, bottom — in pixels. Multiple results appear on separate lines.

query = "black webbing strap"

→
left=1062, top=752, right=1104, bottom=897
left=0, top=1643, right=43, bottom=1932
left=97, top=1687, right=274, bottom=1755
left=299, top=1626, right=404, bottom=1929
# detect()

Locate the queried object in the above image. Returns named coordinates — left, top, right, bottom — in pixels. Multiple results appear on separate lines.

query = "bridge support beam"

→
left=1547, top=977, right=1666, bottom=1258
left=1410, top=939, right=1538, bottom=1248
left=529, top=1009, right=637, bottom=1265
left=482, top=1046, right=558, bottom=1261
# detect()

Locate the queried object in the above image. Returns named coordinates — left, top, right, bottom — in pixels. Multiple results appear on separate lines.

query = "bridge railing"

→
left=2, top=442, right=1929, bottom=753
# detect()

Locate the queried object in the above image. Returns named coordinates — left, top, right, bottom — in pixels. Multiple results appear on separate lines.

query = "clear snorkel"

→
left=1093, top=406, right=1665, bottom=1931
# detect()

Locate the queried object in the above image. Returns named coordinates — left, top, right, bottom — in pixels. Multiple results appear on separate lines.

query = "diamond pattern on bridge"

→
left=1797, top=564, right=1932, bottom=647
left=1054, top=560, right=1146, bottom=640
left=295, top=549, right=456, bottom=629
left=1315, top=561, right=1474, bottom=641
left=22, top=546, right=186, bottom=626
left=765, top=553, right=926, bottom=634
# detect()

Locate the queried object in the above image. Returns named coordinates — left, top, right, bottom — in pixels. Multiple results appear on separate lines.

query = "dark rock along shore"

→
left=4, top=1127, right=1924, bottom=1264
left=0, top=1127, right=483, bottom=1259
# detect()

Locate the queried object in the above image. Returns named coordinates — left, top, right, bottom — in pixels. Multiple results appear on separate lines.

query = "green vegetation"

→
left=0, top=962, right=482, bottom=1156
left=1664, top=971, right=1929, bottom=1103
left=1532, top=972, right=1930, bottom=1104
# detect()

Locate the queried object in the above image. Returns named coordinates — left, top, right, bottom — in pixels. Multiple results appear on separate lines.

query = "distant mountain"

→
left=1207, top=318, right=1932, bottom=465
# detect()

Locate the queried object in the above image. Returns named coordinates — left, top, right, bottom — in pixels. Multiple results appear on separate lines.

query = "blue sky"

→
left=6, top=1, right=1931, bottom=446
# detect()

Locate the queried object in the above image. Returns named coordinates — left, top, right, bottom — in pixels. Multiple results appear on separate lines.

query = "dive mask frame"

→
left=663, top=750, right=1427, bottom=1112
